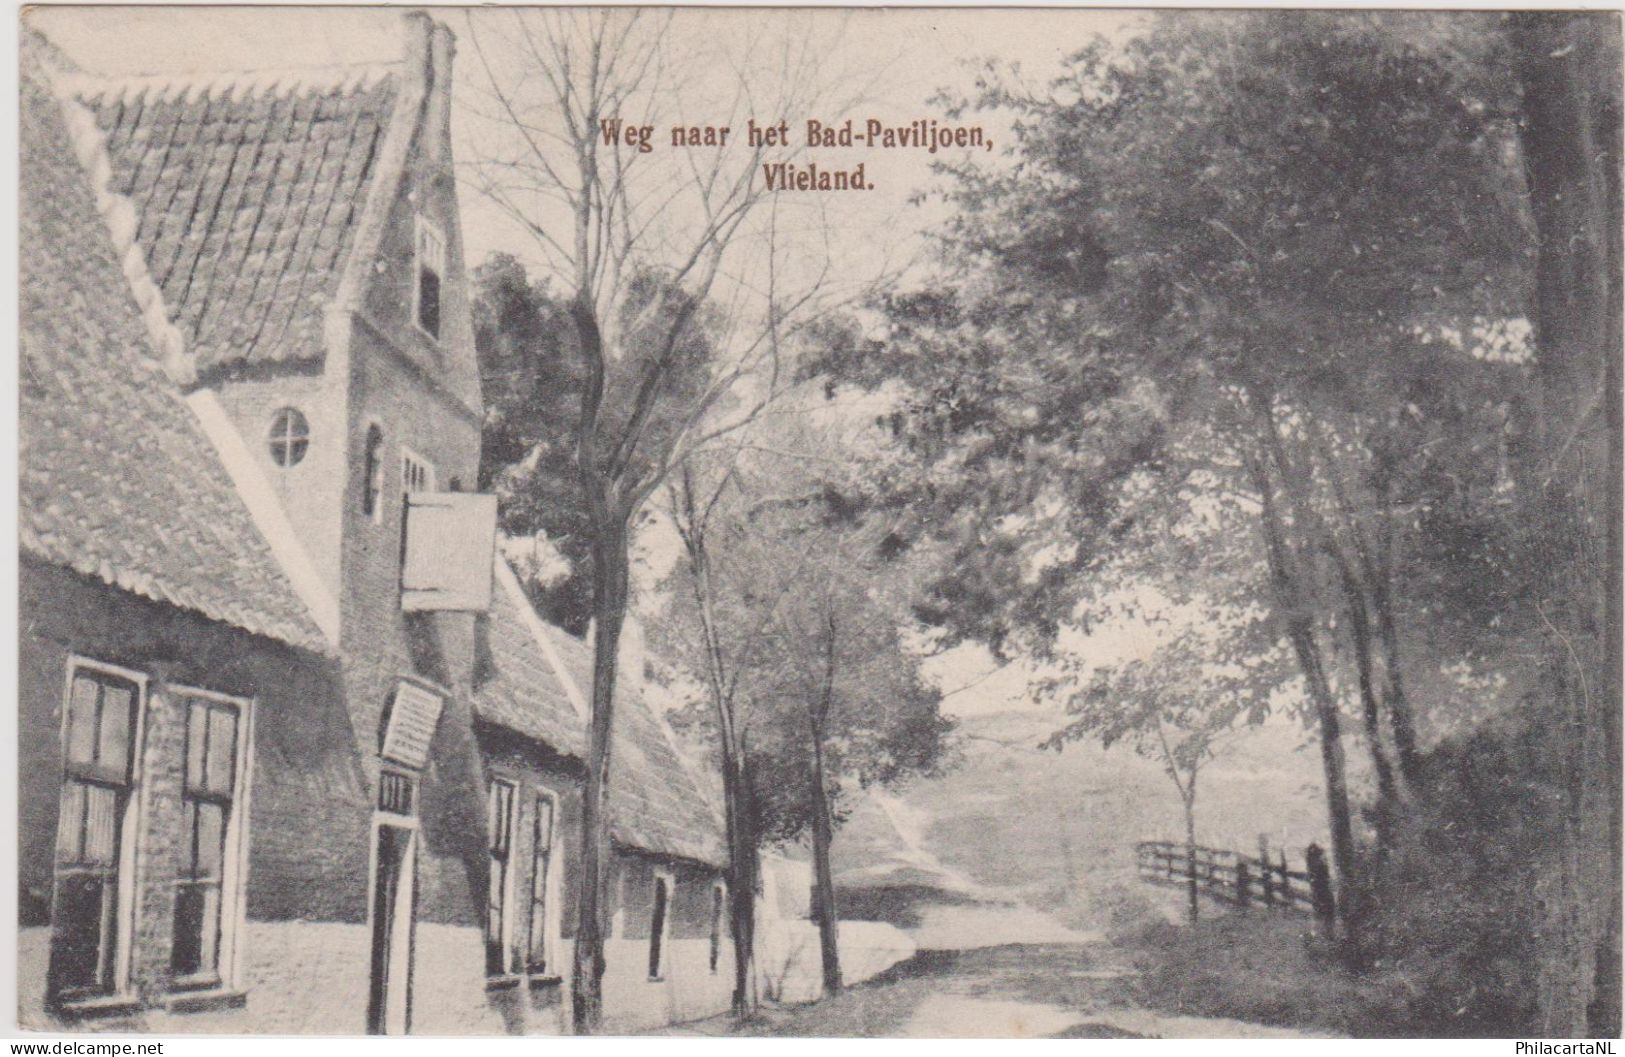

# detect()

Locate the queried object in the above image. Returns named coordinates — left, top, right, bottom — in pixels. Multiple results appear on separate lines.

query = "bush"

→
left=1359, top=710, right=1574, bottom=1035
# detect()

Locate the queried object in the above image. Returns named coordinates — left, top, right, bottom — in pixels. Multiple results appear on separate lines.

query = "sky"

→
left=28, top=5, right=1160, bottom=722
left=29, top=6, right=1140, bottom=277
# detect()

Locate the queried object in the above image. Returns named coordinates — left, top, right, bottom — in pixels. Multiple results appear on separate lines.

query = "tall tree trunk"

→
left=674, top=484, right=763, bottom=1020
left=809, top=611, right=843, bottom=994
left=1510, top=12, right=1622, bottom=1036
left=1244, top=433, right=1364, bottom=961
left=808, top=717, right=843, bottom=994
left=722, top=751, right=760, bottom=1018
left=1183, top=792, right=1200, bottom=926
left=572, top=516, right=628, bottom=1034
left=1341, top=563, right=1399, bottom=821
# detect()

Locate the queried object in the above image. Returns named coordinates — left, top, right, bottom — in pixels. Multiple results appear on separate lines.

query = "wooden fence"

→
left=1134, top=839, right=1332, bottom=919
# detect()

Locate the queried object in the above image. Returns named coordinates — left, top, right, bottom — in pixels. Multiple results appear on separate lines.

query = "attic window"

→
left=415, top=217, right=444, bottom=340
left=268, top=408, right=309, bottom=468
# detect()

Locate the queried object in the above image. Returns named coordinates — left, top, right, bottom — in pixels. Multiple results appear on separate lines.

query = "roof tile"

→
left=21, top=43, right=329, bottom=655
left=76, top=67, right=397, bottom=374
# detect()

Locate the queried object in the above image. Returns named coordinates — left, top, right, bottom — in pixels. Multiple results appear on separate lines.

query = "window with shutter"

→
left=485, top=780, right=516, bottom=976
left=51, top=664, right=141, bottom=1000
left=172, top=697, right=242, bottom=987
left=525, top=793, right=556, bottom=974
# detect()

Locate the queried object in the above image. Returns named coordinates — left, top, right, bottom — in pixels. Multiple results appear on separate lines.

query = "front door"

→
left=367, top=824, right=416, bottom=1034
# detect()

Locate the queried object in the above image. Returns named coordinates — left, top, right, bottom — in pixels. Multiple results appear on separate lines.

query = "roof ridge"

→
left=61, top=61, right=400, bottom=108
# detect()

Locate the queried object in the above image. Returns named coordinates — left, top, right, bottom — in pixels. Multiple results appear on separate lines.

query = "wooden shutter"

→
left=401, top=492, right=497, bottom=611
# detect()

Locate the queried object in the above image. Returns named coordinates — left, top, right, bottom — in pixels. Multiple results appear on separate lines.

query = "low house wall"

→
left=757, top=920, right=917, bottom=1005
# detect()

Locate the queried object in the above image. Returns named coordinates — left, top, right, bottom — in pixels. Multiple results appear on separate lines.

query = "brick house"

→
left=20, top=13, right=734, bottom=1034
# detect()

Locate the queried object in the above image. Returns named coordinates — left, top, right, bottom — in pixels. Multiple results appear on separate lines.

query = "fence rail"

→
left=1135, top=839, right=1330, bottom=919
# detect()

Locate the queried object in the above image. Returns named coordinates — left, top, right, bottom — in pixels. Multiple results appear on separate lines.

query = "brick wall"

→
left=17, top=559, right=368, bottom=1028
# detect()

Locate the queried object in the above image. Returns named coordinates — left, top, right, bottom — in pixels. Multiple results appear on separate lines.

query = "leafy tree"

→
left=659, top=410, right=952, bottom=995
left=814, top=11, right=1535, bottom=956
left=1040, top=448, right=1292, bottom=924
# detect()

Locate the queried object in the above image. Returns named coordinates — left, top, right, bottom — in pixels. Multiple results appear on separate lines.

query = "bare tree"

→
left=460, top=10, right=869, bottom=1030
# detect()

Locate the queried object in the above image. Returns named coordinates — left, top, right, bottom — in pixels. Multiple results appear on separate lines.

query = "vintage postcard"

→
left=13, top=4, right=1622, bottom=1041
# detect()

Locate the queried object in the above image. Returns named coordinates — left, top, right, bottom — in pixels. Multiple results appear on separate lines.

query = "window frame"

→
left=647, top=869, right=674, bottom=982
left=708, top=882, right=727, bottom=974
left=267, top=407, right=310, bottom=470
left=412, top=215, right=446, bottom=342
left=400, top=447, right=437, bottom=497
left=524, top=790, right=558, bottom=976
left=50, top=658, right=149, bottom=1005
left=484, top=778, right=518, bottom=977
left=166, top=686, right=253, bottom=995
left=362, top=422, right=386, bottom=523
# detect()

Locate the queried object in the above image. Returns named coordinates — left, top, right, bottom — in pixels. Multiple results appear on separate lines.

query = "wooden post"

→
left=1306, top=842, right=1336, bottom=939
left=1279, top=850, right=1291, bottom=908
left=1236, top=861, right=1251, bottom=909
left=1258, top=834, right=1274, bottom=907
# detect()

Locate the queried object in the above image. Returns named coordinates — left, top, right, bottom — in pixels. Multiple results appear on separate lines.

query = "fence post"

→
left=1279, top=849, right=1291, bottom=908
left=1186, top=842, right=1199, bottom=925
left=1258, top=835, right=1274, bottom=907
left=1306, top=842, right=1336, bottom=939
left=1235, top=860, right=1251, bottom=909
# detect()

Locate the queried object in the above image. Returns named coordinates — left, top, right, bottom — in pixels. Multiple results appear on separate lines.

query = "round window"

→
left=268, top=407, right=310, bottom=468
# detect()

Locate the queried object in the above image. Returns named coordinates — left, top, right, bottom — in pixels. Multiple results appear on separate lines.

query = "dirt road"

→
left=658, top=941, right=1343, bottom=1039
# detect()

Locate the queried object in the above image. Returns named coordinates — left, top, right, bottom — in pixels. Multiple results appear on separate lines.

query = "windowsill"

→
left=485, top=974, right=523, bottom=992
left=163, top=988, right=248, bottom=1014
left=53, top=994, right=142, bottom=1019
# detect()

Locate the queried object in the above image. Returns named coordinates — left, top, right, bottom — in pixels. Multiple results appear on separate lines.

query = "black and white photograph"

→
left=10, top=3, right=1623, bottom=1041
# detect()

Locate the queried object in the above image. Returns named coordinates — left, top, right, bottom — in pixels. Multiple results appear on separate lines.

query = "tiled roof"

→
left=20, top=43, right=330, bottom=656
left=477, top=566, right=727, bottom=868
left=69, top=65, right=398, bottom=375
left=474, top=568, right=589, bottom=760
left=608, top=676, right=729, bottom=869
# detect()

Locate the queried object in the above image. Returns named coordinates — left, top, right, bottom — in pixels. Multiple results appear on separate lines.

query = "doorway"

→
left=366, top=823, right=416, bottom=1034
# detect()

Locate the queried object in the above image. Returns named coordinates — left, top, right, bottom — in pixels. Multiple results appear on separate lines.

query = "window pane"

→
left=56, top=782, right=86, bottom=862
left=534, top=796, right=554, bottom=851
left=65, top=677, right=99, bottom=767
left=194, top=801, right=225, bottom=880
left=528, top=849, right=550, bottom=972
left=82, top=785, right=118, bottom=866
left=186, top=704, right=207, bottom=790
left=54, top=872, right=111, bottom=992
left=205, top=707, right=237, bottom=795
left=171, top=884, right=205, bottom=976
left=418, top=268, right=441, bottom=337
left=197, top=885, right=222, bottom=976
left=488, top=783, right=512, bottom=854
left=648, top=879, right=668, bottom=979
left=96, top=685, right=132, bottom=776
left=269, top=409, right=309, bottom=467
left=172, top=882, right=222, bottom=979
